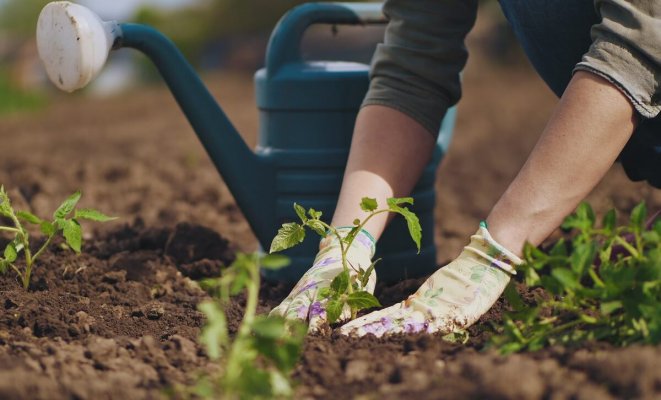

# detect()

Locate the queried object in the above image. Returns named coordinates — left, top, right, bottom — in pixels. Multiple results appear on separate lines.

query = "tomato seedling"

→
left=0, top=187, right=115, bottom=289
left=196, top=253, right=305, bottom=399
left=269, top=197, right=421, bottom=323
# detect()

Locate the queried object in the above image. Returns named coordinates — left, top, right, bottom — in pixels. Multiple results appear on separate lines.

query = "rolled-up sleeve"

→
left=362, top=0, right=478, bottom=137
left=575, top=0, right=661, bottom=119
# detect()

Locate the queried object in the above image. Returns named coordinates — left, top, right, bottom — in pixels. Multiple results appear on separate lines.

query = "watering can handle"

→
left=266, top=2, right=387, bottom=74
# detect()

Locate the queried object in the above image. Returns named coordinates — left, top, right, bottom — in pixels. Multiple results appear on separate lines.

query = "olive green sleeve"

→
left=575, top=0, right=661, bottom=119
left=362, top=0, right=478, bottom=137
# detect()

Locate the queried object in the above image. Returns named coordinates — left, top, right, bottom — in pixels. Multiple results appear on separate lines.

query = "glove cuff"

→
left=463, top=221, right=522, bottom=275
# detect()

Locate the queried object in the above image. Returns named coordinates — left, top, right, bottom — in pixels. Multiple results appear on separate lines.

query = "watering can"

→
left=36, top=1, right=456, bottom=283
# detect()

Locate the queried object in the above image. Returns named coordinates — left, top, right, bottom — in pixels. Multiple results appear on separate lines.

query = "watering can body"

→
left=36, top=1, right=456, bottom=283
left=254, top=3, right=456, bottom=282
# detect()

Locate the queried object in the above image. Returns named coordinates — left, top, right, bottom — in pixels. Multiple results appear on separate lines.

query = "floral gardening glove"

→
left=269, top=227, right=376, bottom=333
left=339, top=222, right=521, bottom=337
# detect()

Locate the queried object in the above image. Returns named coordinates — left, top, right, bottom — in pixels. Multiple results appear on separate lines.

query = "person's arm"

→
left=486, top=0, right=661, bottom=252
left=486, top=71, right=637, bottom=254
left=332, top=0, right=479, bottom=238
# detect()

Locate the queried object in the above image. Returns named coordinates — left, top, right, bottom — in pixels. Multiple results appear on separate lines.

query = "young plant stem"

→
left=327, top=209, right=389, bottom=320
left=23, top=234, right=55, bottom=289
left=7, top=211, right=34, bottom=289
left=223, top=257, right=260, bottom=391
left=613, top=236, right=640, bottom=259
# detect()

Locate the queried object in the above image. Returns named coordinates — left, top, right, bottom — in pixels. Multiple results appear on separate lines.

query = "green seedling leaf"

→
left=4, top=242, right=18, bottom=263
left=360, top=197, right=378, bottom=212
left=198, top=277, right=222, bottom=292
left=198, top=300, right=228, bottom=360
left=562, top=202, right=595, bottom=232
left=326, top=299, right=344, bottom=323
left=577, top=202, right=596, bottom=229
left=260, top=254, right=290, bottom=270
left=360, top=258, right=380, bottom=288
left=308, top=208, right=322, bottom=220
left=16, top=211, right=41, bottom=224
left=54, top=191, right=81, bottom=219
left=294, top=203, right=307, bottom=223
left=330, top=270, right=349, bottom=294
left=442, top=330, right=470, bottom=344
left=0, top=260, right=7, bottom=274
left=503, top=281, right=525, bottom=311
left=0, top=186, right=12, bottom=217
left=252, top=315, right=287, bottom=339
left=387, top=197, right=414, bottom=206
left=270, top=370, right=295, bottom=397
left=305, top=219, right=327, bottom=237
left=252, top=318, right=306, bottom=372
left=74, top=208, right=117, bottom=222
left=600, top=300, right=622, bottom=315
left=602, top=209, right=616, bottom=234
left=551, top=268, right=580, bottom=291
left=387, top=200, right=421, bottom=252
left=269, top=222, right=305, bottom=253
left=40, top=221, right=55, bottom=236
left=570, top=241, right=597, bottom=277
left=317, top=287, right=333, bottom=300
left=62, top=219, right=82, bottom=253
left=642, top=231, right=660, bottom=244
left=229, top=267, right=250, bottom=295
left=630, top=202, right=647, bottom=231
left=346, top=291, right=381, bottom=309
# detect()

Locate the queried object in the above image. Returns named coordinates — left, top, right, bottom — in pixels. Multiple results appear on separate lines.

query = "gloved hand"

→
left=339, top=222, right=521, bottom=337
left=269, top=227, right=376, bottom=332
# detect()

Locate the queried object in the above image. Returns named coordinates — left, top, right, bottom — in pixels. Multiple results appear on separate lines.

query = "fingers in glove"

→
left=308, top=301, right=353, bottom=333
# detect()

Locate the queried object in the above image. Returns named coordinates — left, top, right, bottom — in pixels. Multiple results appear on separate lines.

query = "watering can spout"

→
left=36, top=2, right=274, bottom=243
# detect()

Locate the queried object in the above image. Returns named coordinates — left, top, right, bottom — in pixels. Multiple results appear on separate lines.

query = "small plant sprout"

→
left=492, top=202, right=661, bottom=353
left=196, top=253, right=305, bottom=399
left=269, top=197, right=422, bottom=323
left=0, top=187, right=116, bottom=289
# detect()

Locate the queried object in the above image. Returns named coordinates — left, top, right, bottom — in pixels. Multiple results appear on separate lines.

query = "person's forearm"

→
left=487, top=71, right=637, bottom=254
left=331, top=105, right=436, bottom=239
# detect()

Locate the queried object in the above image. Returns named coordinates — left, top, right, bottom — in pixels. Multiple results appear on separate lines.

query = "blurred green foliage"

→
left=0, top=69, right=47, bottom=115
left=0, top=0, right=51, bottom=40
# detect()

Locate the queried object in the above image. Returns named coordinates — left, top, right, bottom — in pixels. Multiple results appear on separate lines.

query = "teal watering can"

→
left=36, top=1, right=456, bottom=282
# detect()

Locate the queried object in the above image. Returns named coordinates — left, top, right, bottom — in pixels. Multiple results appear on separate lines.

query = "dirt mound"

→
left=0, top=222, right=232, bottom=399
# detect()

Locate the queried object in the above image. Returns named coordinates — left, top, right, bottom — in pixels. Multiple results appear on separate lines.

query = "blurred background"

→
left=0, top=1, right=656, bottom=260
left=0, top=0, right=517, bottom=113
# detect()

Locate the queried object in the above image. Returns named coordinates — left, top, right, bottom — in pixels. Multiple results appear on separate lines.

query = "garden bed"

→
left=1, top=221, right=660, bottom=399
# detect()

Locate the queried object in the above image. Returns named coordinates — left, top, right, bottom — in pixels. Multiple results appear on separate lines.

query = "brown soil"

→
left=0, top=8, right=660, bottom=400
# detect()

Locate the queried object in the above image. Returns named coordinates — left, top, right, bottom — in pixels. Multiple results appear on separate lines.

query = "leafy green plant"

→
left=196, top=253, right=306, bottom=399
left=269, top=197, right=421, bottom=323
left=0, top=186, right=115, bottom=289
left=492, top=202, right=661, bottom=354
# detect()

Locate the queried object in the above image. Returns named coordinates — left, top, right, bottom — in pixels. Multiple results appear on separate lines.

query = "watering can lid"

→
left=255, top=60, right=370, bottom=111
